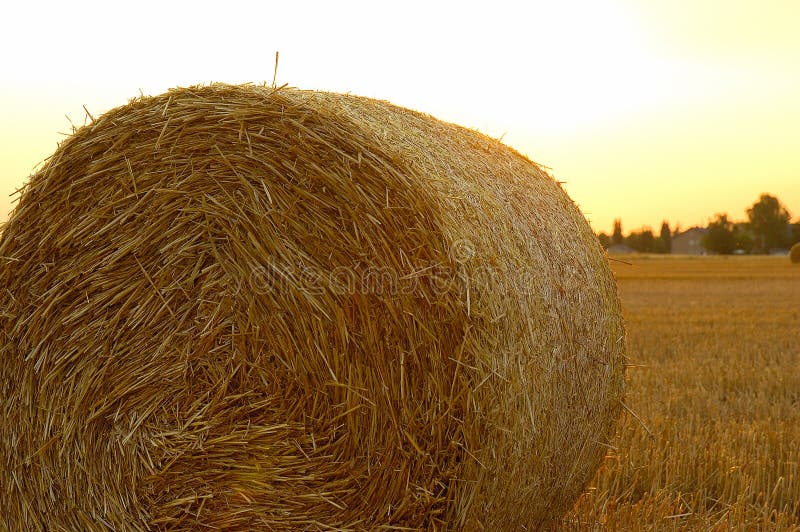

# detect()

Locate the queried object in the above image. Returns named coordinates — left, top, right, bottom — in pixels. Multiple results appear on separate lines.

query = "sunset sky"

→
left=2, top=0, right=798, bottom=234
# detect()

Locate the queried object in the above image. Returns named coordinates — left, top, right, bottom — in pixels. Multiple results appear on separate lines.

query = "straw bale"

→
left=791, top=243, right=800, bottom=264
left=0, top=84, right=625, bottom=529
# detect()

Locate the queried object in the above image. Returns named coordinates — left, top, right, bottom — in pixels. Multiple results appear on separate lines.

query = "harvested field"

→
left=562, top=255, right=800, bottom=530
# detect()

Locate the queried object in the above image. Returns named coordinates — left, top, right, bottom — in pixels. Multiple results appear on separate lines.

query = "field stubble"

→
left=562, top=256, right=800, bottom=530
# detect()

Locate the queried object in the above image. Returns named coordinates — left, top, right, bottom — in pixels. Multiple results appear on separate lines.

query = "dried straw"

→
left=0, top=84, right=625, bottom=529
left=791, top=243, right=800, bottom=264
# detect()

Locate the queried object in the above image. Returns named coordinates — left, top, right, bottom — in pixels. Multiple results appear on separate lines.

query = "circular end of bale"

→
left=791, top=243, right=800, bottom=264
left=0, top=84, right=626, bottom=529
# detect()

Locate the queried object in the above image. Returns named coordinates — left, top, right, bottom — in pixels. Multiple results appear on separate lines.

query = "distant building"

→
left=607, top=243, right=635, bottom=255
left=672, top=227, right=707, bottom=255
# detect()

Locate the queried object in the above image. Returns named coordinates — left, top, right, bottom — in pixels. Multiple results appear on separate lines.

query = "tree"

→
left=733, top=223, right=754, bottom=254
left=612, top=219, right=623, bottom=245
left=702, top=214, right=736, bottom=255
left=658, top=221, right=671, bottom=253
left=597, top=232, right=611, bottom=249
left=746, top=194, right=791, bottom=252
left=791, top=222, right=800, bottom=246
left=626, top=228, right=656, bottom=253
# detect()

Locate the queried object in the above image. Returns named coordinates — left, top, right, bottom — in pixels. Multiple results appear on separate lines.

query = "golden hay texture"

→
left=791, top=243, right=800, bottom=263
left=0, top=84, right=625, bottom=530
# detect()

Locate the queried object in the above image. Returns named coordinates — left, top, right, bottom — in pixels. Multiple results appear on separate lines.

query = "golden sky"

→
left=2, top=0, right=798, bottom=234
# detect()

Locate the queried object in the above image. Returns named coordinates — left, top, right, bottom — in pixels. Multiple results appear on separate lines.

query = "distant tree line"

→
left=598, top=219, right=673, bottom=253
left=597, top=193, right=800, bottom=255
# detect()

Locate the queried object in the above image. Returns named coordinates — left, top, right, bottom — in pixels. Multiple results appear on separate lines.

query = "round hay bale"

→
left=791, top=243, right=800, bottom=264
left=0, top=84, right=625, bottom=529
